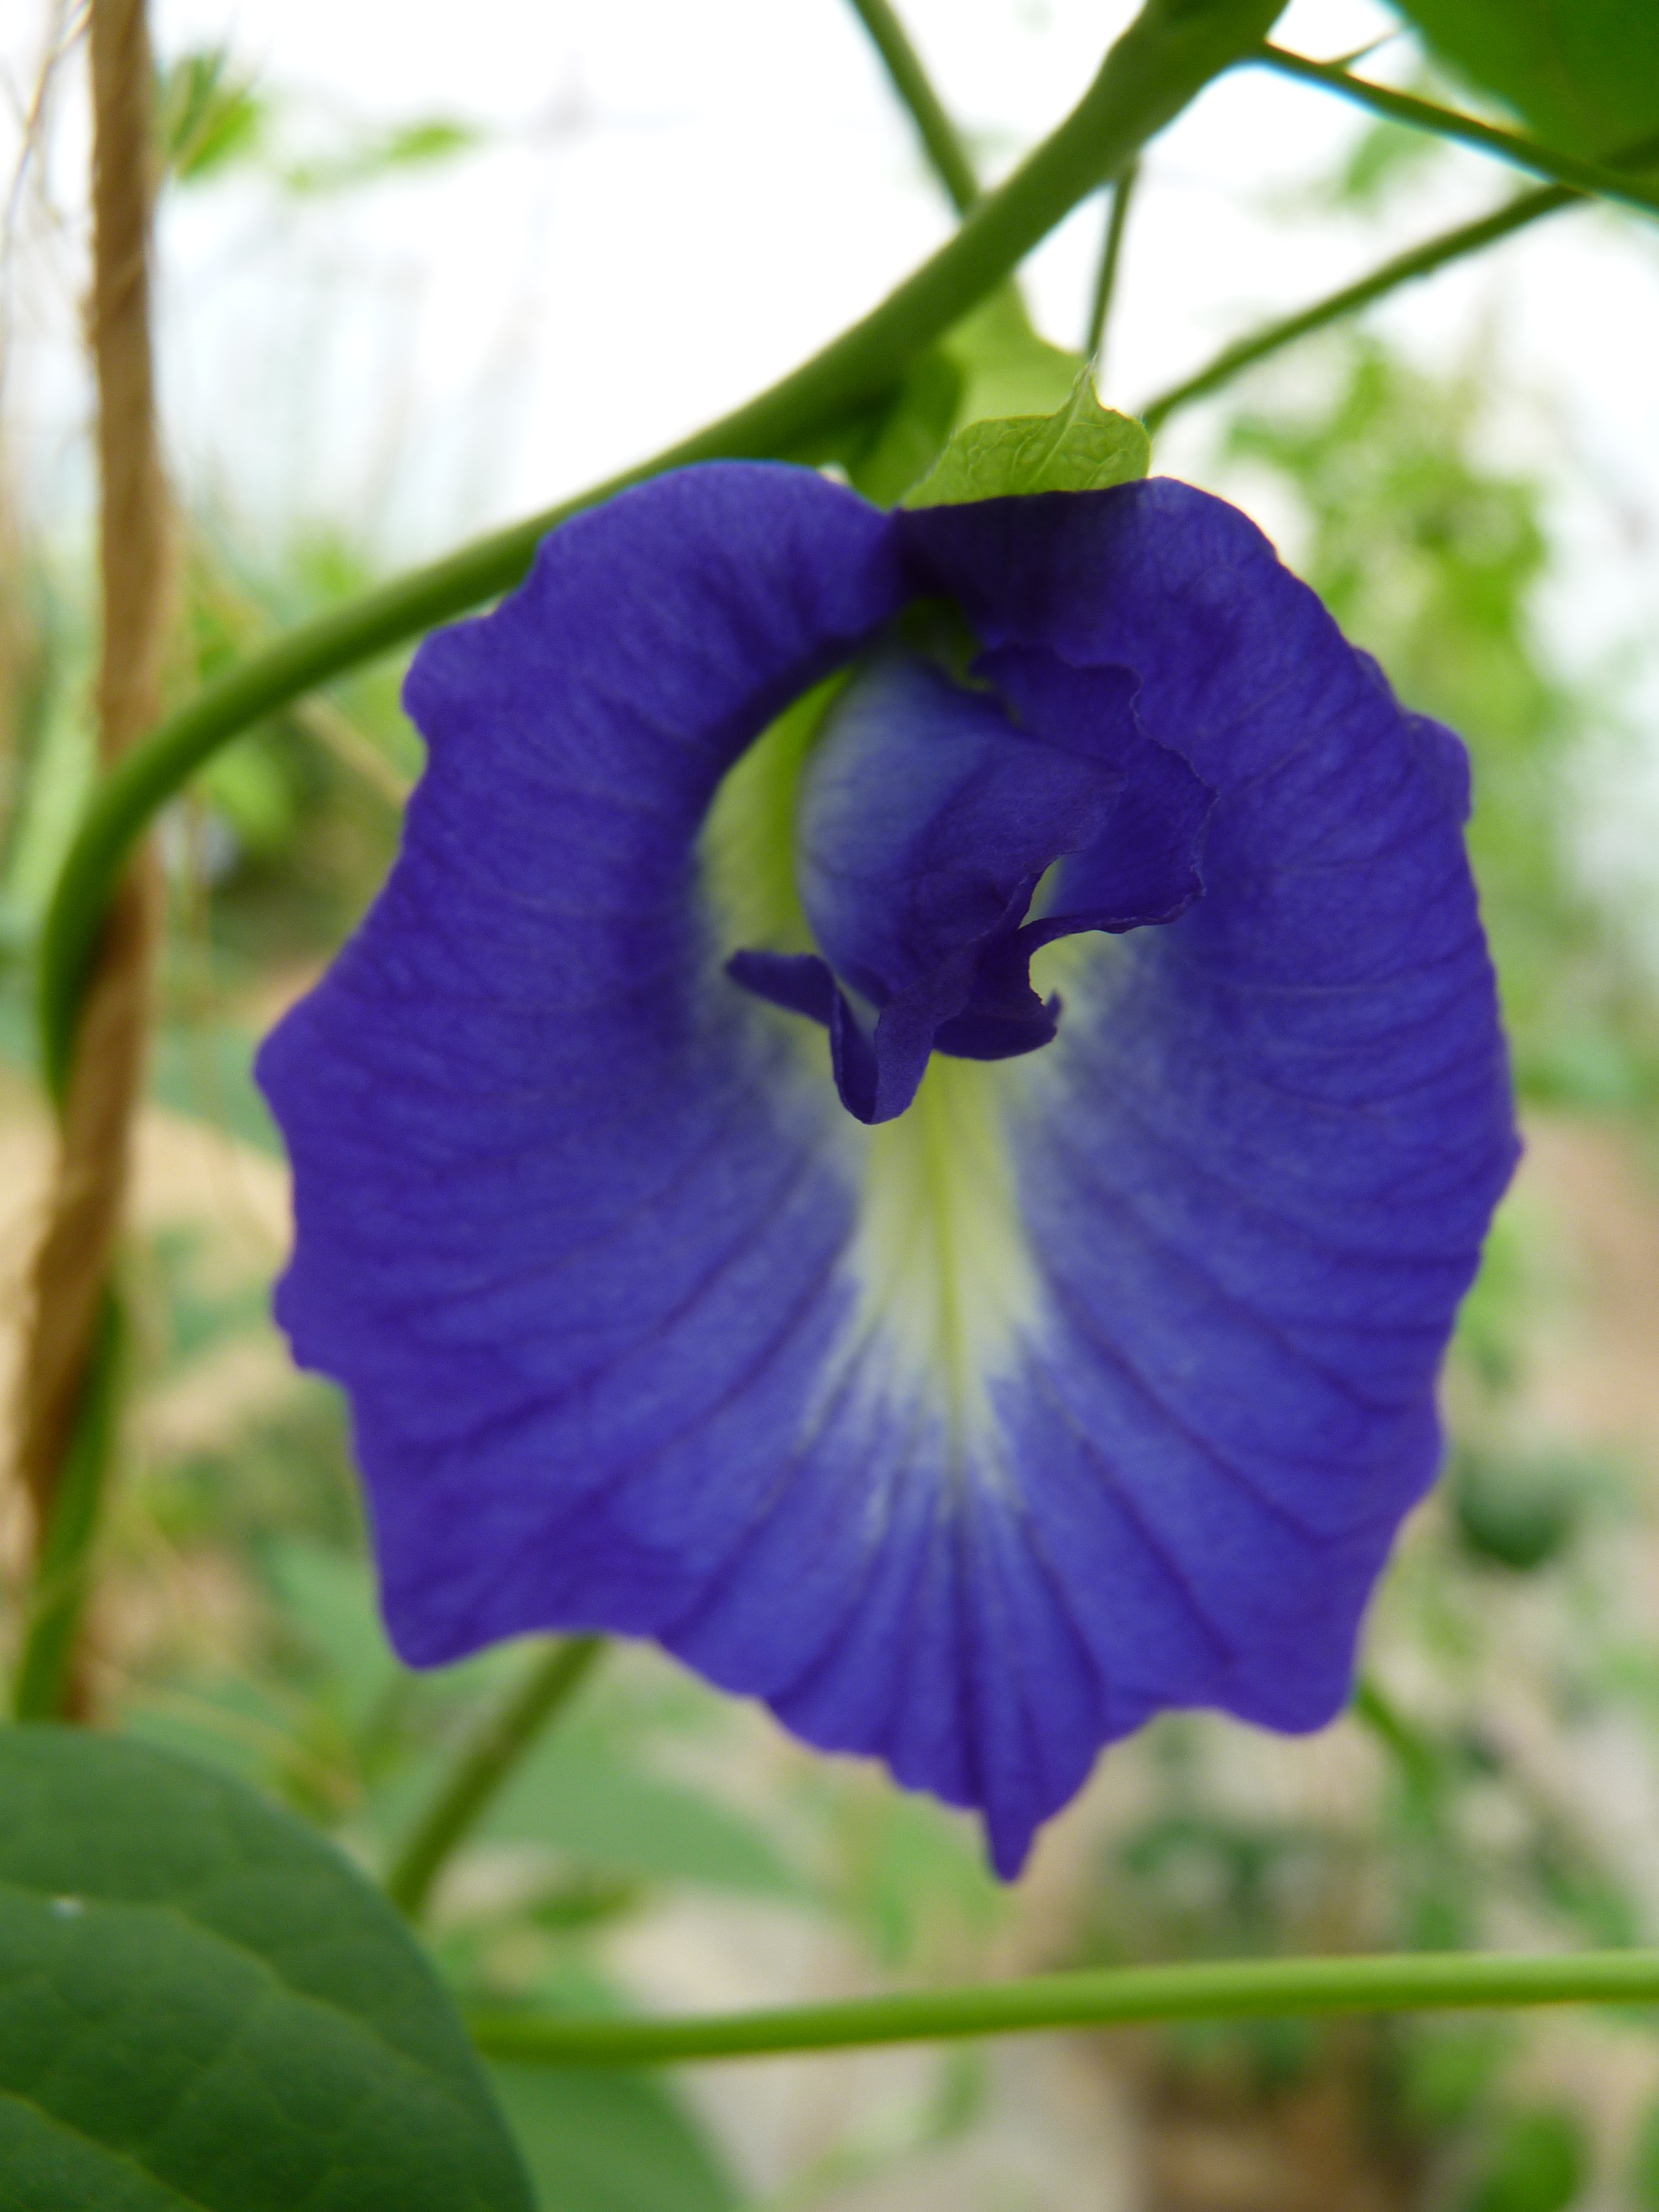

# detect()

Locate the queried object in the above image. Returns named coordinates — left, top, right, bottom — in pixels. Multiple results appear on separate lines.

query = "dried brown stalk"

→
left=13, top=0, right=173, bottom=1683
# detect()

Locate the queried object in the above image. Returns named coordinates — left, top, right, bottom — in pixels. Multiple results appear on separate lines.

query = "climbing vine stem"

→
left=470, top=1947, right=1659, bottom=2067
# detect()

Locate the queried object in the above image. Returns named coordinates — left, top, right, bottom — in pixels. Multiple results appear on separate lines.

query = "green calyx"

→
left=901, top=370, right=1151, bottom=509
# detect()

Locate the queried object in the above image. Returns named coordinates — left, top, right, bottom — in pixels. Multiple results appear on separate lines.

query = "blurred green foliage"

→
left=1450, top=1444, right=1589, bottom=1571
left=1630, top=2095, right=1659, bottom=2208
left=1462, top=2106, right=1589, bottom=2212
left=156, top=43, right=486, bottom=196
left=157, top=46, right=267, bottom=181
left=486, top=2065, right=739, bottom=2212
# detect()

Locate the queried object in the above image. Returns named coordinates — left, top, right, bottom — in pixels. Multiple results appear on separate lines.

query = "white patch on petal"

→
left=826, top=932, right=1132, bottom=1476
left=840, top=1051, right=1044, bottom=1475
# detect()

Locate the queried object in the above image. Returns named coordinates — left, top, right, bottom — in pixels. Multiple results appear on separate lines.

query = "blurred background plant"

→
left=6, top=2, right=1659, bottom=2205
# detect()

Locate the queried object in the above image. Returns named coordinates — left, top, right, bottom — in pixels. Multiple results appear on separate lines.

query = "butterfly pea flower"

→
left=257, top=462, right=1516, bottom=1876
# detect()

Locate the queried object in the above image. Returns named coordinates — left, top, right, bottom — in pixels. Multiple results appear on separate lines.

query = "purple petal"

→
left=259, top=466, right=1516, bottom=1879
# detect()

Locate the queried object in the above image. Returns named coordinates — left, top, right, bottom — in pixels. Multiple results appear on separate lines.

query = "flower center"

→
left=712, top=639, right=1213, bottom=1125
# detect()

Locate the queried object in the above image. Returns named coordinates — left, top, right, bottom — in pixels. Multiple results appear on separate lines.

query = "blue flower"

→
left=257, top=463, right=1517, bottom=1876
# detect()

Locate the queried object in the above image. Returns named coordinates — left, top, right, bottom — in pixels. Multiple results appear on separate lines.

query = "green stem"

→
left=13, top=1296, right=123, bottom=1720
left=471, top=1946, right=1659, bottom=2066
left=1256, top=44, right=1659, bottom=221
left=384, top=1636, right=605, bottom=1920
left=1352, top=1674, right=1433, bottom=1775
left=1084, top=159, right=1139, bottom=365
left=38, top=0, right=1282, bottom=1105
left=1141, top=122, right=1659, bottom=430
left=1141, top=179, right=1571, bottom=426
left=844, top=0, right=980, bottom=215
left=842, top=0, right=1051, bottom=373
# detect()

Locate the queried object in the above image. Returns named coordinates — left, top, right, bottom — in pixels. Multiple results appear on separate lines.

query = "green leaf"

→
left=264, top=1536, right=404, bottom=1734
left=157, top=48, right=267, bottom=184
left=281, top=117, right=486, bottom=196
left=1389, top=1, right=1659, bottom=155
left=1463, top=2106, right=1588, bottom=2212
left=1630, top=2092, right=1659, bottom=2209
left=940, top=289, right=1082, bottom=424
left=379, top=119, right=483, bottom=169
left=487, top=2067, right=738, bottom=2212
left=0, top=1725, right=532, bottom=2212
left=826, top=289, right=1087, bottom=507
left=843, top=351, right=964, bottom=508
left=901, top=372, right=1149, bottom=511
left=483, top=1720, right=804, bottom=1900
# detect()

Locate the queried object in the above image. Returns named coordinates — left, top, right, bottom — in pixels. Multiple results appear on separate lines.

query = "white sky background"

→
left=3, top=0, right=1657, bottom=909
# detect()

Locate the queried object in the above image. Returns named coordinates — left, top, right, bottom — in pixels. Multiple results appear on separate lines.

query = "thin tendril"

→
left=1142, top=182, right=1569, bottom=426
left=844, top=0, right=979, bottom=215
left=1141, top=125, right=1659, bottom=430
left=1084, top=159, right=1139, bottom=367
left=384, top=1637, right=606, bottom=1919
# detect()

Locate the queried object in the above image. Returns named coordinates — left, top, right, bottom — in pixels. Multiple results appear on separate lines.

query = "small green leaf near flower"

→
left=901, top=372, right=1150, bottom=510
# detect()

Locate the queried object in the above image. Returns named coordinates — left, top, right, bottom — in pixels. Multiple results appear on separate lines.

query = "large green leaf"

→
left=0, top=1726, right=532, bottom=2212
left=1390, top=1, right=1659, bottom=155
left=487, top=2066, right=738, bottom=2212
